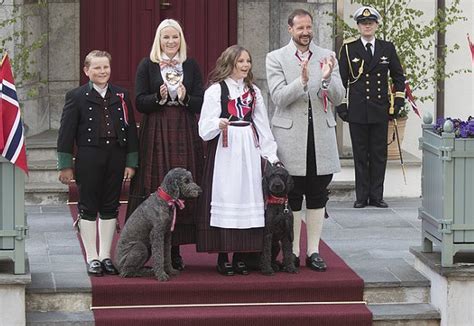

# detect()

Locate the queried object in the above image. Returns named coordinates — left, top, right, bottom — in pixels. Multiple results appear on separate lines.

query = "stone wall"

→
left=46, top=0, right=80, bottom=131
left=0, top=0, right=79, bottom=136
left=237, top=0, right=336, bottom=115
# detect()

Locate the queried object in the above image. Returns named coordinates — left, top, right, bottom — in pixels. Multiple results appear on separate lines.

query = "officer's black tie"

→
left=366, top=43, right=373, bottom=63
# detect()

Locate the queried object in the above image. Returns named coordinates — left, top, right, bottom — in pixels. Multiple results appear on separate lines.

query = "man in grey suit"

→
left=266, top=9, right=345, bottom=271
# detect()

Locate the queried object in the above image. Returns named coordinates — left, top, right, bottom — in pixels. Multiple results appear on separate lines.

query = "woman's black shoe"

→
left=101, top=258, right=119, bottom=275
left=171, top=246, right=185, bottom=271
left=217, top=261, right=235, bottom=276
left=292, top=254, right=300, bottom=268
left=232, top=261, right=249, bottom=275
left=87, top=260, right=104, bottom=277
left=171, top=254, right=185, bottom=271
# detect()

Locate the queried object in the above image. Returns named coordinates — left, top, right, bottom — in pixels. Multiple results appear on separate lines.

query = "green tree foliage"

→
left=331, top=0, right=470, bottom=104
left=0, top=0, right=47, bottom=96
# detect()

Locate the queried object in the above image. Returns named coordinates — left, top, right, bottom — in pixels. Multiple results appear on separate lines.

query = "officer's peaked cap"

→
left=353, top=6, right=381, bottom=23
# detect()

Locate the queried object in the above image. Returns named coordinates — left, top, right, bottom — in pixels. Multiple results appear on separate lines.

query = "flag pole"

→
left=0, top=52, right=7, bottom=66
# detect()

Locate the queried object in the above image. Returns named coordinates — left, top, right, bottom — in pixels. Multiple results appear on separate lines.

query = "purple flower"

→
left=433, top=117, right=474, bottom=138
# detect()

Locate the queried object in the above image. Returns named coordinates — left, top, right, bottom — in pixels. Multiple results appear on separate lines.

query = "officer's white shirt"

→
left=361, top=37, right=375, bottom=55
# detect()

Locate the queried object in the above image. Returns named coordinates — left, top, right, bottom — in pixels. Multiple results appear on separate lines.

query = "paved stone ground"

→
left=24, top=197, right=426, bottom=292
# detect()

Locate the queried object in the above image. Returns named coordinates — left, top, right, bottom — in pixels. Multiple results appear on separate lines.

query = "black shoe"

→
left=291, top=253, right=300, bottom=268
left=101, top=258, right=118, bottom=275
left=171, top=246, right=185, bottom=271
left=87, top=259, right=104, bottom=277
left=353, top=200, right=368, bottom=208
left=232, top=261, right=249, bottom=275
left=305, top=253, right=327, bottom=272
left=217, top=261, right=235, bottom=276
left=369, top=199, right=389, bottom=208
left=171, top=254, right=185, bottom=271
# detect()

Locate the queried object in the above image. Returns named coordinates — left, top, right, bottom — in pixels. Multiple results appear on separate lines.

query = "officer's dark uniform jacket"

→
left=338, top=38, right=405, bottom=123
left=57, top=82, right=139, bottom=170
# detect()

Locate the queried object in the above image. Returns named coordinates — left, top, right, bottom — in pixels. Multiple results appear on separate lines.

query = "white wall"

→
left=444, top=0, right=474, bottom=119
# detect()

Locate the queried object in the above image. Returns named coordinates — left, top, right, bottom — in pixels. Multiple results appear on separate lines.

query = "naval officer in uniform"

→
left=57, top=50, right=138, bottom=276
left=336, top=6, right=406, bottom=208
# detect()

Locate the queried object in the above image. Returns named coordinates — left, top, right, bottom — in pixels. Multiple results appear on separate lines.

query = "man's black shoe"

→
left=101, top=258, right=119, bottom=275
left=87, top=259, right=104, bottom=277
left=369, top=199, right=389, bottom=208
left=353, top=200, right=367, bottom=208
left=305, top=253, right=327, bottom=272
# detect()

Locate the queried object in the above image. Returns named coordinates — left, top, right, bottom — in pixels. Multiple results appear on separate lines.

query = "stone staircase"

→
left=25, top=272, right=440, bottom=325
left=23, top=200, right=441, bottom=325
left=25, top=130, right=68, bottom=205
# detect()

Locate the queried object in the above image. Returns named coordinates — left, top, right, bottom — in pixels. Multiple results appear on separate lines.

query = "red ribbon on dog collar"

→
left=266, top=194, right=288, bottom=205
left=157, top=187, right=185, bottom=231
left=265, top=194, right=290, bottom=214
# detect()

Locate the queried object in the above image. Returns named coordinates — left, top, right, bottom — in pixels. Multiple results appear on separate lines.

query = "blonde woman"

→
left=126, top=19, right=204, bottom=271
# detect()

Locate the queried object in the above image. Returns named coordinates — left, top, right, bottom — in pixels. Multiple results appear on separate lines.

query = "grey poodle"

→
left=115, top=168, right=202, bottom=281
left=261, top=162, right=298, bottom=275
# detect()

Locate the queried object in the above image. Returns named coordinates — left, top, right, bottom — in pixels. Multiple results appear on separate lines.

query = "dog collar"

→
left=266, top=194, right=287, bottom=205
left=157, top=187, right=185, bottom=231
left=266, top=195, right=290, bottom=214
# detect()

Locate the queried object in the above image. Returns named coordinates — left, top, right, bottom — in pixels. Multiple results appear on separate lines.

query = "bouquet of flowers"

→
left=434, top=116, right=474, bottom=138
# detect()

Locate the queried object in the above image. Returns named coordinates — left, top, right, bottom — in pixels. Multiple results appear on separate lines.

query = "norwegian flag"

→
left=227, top=89, right=254, bottom=119
left=0, top=54, right=28, bottom=174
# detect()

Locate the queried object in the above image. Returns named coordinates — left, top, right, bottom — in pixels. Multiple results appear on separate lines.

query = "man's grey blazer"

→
left=266, top=41, right=345, bottom=176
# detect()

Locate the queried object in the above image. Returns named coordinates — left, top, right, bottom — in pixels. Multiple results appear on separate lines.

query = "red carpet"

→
left=69, top=205, right=372, bottom=325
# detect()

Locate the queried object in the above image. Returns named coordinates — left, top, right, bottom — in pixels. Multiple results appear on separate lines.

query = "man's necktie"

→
left=366, top=43, right=373, bottom=62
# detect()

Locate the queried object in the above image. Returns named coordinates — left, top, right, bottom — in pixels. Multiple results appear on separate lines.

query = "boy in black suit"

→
left=57, top=50, right=138, bottom=276
left=336, top=6, right=406, bottom=208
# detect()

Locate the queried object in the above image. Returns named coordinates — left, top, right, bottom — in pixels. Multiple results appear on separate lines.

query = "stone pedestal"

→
left=411, top=247, right=474, bottom=326
left=0, top=259, right=31, bottom=326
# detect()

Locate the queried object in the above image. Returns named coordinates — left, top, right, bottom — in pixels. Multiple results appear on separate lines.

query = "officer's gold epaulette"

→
left=342, top=36, right=358, bottom=45
left=338, top=37, right=359, bottom=58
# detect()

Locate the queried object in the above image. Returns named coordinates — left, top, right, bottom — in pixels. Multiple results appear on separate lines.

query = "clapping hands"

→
left=321, top=55, right=336, bottom=80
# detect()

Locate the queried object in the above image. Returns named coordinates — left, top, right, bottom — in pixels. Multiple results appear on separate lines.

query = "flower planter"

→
left=0, top=157, right=27, bottom=274
left=419, top=125, right=474, bottom=266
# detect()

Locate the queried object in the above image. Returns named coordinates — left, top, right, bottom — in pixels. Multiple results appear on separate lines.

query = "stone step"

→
left=329, top=180, right=355, bottom=201
left=25, top=303, right=439, bottom=325
left=364, top=284, right=430, bottom=305
left=25, top=279, right=430, bottom=314
left=25, top=182, right=68, bottom=205
left=26, top=130, right=58, bottom=162
left=26, top=160, right=58, bottom=184
left=26, top=311, right=94, bottom=326
left=371, top=303, right=440, bottom=326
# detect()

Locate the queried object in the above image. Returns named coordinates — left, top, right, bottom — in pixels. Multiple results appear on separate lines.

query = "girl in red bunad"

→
left=197, top=45, right=279, bottom=276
